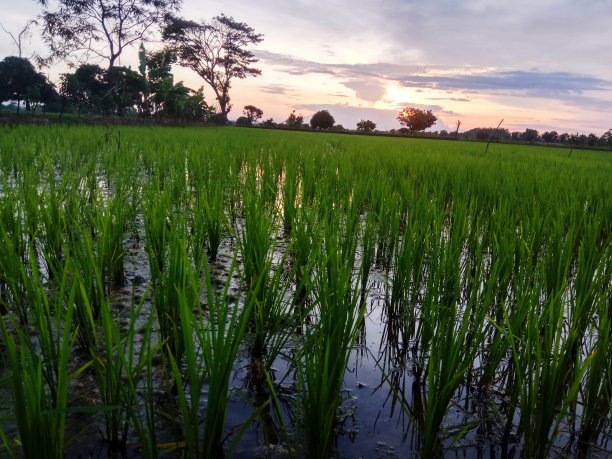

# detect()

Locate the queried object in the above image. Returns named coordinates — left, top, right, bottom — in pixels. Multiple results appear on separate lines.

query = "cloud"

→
left=342, top=79, right=387, bottom=102
left=259, top=84, right=291, bottom=95
left=425, top=97, right=471, bottom=102
left=256, top=50, right=424, bottom=80
left=399, top=71, right=611, bottom=97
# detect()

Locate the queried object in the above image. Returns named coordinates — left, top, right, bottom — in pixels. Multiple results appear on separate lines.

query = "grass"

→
left=0, top=124, right=610, bottom=457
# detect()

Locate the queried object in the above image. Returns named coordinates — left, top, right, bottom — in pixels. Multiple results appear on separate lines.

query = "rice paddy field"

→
left=0, top=124, right=610, bottom=458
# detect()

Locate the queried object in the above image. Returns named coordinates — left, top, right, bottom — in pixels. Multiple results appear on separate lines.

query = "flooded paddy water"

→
left=0, top=125, right=610, bottom=458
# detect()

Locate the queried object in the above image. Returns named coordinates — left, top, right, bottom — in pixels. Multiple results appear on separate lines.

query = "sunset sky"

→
left=1, top=0, right=611, bottom=134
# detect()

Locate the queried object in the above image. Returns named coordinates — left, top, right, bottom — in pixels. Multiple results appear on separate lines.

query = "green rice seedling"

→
left=165, top=239, right=204, bottom=457
left=281, top=160, right=299, bottom=234
left=493, top=218, right=593, bottom=459
left=169, top=258, right=254, bottom=458
left=37, top=179, right=67, bottom=280
left=578, top=288, right=611, bottom=452
left=95, top=183, right=131, bottom=290
left=290, top=208, right=317, bottom=314
left=143, top=185, right=190, bottom=359
left=20, top=249, right=74, bottom=400
left=0, top=258, right=85, bottom=458
left=238, top=193, right=272, bottom=304
left=189, top=191, right=209, bottom=270
left=358, top=211, right=377, bottom=306
left=0, top=220, right=29, bottom=323
left=66, top=229, right=103, bottom=350
left=199, top=264, right=256, bottom=458
left=296, top=220, right=366, bottom=458
left=152, top=220, right=194, bottom=363
left=569, top=222, right=611, bottom=451
left=20, top=167, right=42, bottom=256
left=127, top=334, right=162, bottom=459
left=373, top=193, right=401, bottom=272
left=415, top=202, right=488, bottom=456
left=143, top=182, right=172, bottom=277
left=238, top=193, right=292, bottom=364
left=84, top=281, right=157, bottom=452
left=202, top=185, right=226, bottom=262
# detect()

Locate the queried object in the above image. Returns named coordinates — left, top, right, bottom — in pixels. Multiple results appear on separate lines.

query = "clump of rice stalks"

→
left=296, top=219, right=365, bottom=458
left=0, top=256, right=86, bottom=458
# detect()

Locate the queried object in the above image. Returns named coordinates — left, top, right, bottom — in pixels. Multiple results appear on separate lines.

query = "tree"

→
left=163, top=15, right=263, bottom=124
left=598, top=129, right=612, bottom=148
left=356, top=119, right=376, bottom=133
left=35, top=0, right=181, bottom=68
left=0, top=56, right=55, bottom=114
left=243, top=105, right=263, bottom=124
left=397, top=107, right=437, bottom=132
left=310, top=110, right=335, bottom=129
left=1, top=20, right=39, bottom=60
left=541, top=131, right=559, bottom=143
left=60, top=64, right=108, bottom=115
left=520, top=128, right=540, bottom=143
left=235, top=116, right=251, bottom=126
left=105, top=66, right=145, bottom=116
left=285, top=110, right=303, bottom=127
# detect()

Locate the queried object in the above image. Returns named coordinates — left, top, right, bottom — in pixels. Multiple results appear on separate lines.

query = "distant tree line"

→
left=453, top=127, right=612, bottom=148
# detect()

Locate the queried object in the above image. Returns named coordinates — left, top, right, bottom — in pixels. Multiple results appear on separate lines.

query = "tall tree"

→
left=35, top=0, right=181, bottom=68
left=163, top=15, right=263, bottom=124
left=397, top=107, right=437, bottom=132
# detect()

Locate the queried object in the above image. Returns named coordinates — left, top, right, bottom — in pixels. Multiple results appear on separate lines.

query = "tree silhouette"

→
left=356, top=119, right=376, bottom=133
left=397, top=107, right=437, bottom=132
left=0, top=56, right=55, bottom=114
left=310, top=110, right=335, bottom=129
left=35, top=0, right=181, bottom=68
left=243, top=105, right=263, bottom=123
left=285, top=110, right=303, bottom=126
left=163, top=15, right=263, bottom=124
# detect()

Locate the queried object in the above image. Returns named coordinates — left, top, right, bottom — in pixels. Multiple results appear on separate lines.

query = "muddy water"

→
left=6, top=217, right=608, bottom=458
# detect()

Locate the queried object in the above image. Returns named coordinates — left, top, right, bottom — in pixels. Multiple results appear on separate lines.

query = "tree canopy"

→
left=310, top=110, right=335, bottom=129
left=356, top=119, right=376, bottom=133
left=163, top=14, right=263, bottom=124
left=36, top=0, right=181, bottom=68
left=397, top=107, right=437, bottom=132
left=285, top=110, right=303, bottom=127
left=243, top=105, right=263, bottom=124
left=0, top=56, right=56, bottom=113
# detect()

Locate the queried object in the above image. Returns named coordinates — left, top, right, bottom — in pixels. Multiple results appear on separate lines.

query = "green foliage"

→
left=285, top=110, right=304, bottom=126
left=243, top=104, right=263, bottom=123
left=356, top=119, right=376, bottom=133
left=36, top=0, right=181, bottom=67
left=0, top=56, right=56, bottom=113
left=397, top=107, right=437, bottom=132
left=163, top=14, right=263, bottom=122
left=309, top=109, right=335, bottom=129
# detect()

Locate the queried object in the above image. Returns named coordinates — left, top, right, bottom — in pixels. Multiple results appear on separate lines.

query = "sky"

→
left=1, top=0, right=611, bottom=134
